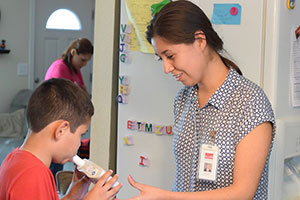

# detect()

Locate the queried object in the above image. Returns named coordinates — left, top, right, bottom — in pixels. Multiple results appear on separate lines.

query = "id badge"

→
left=198, top=144, right=219, bottom=181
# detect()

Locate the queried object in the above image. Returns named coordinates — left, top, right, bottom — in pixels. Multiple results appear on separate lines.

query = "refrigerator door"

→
left=117, top=0, right=265, bottom=198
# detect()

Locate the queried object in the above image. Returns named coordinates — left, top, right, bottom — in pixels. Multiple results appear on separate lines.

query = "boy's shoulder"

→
left=0, top=149, right=58, bottom=199
left=0, top=149, right=49, bottom=178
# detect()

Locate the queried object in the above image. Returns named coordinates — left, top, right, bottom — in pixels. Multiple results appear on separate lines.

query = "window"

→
left=46, top=9, right=81, bottom=30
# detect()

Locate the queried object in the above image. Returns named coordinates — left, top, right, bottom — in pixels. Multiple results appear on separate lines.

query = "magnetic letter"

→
left=120, top=34, right=126, bottom=42
left=137, top=121, right=145, bottom=131
left=165, top=126, right=173, bottom=135
left=119, top=43, right=125, bottom=52
left=120, top=24, right=127, bottom=33
left=119, top=85, right=129, bottom=95
left=145, top=123, right=153, bottom=133
left=119, top=76, right=124, bottom=84
left=155, top=125, right=163, bottom=135
left=127, top=120, right=137, bottom=130
left=120, top=53, right=127, bottom=63
left=139, top=155, right=150, bottom=166
left=117, top=94, right=128, bottom=104
left=119, top=75, right=129, bottom=85
left=123, top=135, right=134, bottom=145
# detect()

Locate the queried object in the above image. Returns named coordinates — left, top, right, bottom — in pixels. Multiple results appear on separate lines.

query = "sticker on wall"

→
left=123, top=135, right=134, bottom=145
left=287, top=0, right=296, bottom=9
left=211, top=4, right=241, bottom=25
left=139, top=155, right=150, bottom=167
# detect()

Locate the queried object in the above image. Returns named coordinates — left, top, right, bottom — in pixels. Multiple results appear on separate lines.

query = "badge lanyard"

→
left=197, top=120, right=220, bottom=182
left=191, top=89, right=220, bottom=182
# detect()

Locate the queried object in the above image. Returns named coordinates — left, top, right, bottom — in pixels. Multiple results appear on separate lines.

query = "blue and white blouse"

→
left=172, top=68, right=276, bottom=199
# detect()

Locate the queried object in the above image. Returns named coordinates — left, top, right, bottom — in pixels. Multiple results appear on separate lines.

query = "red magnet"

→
left=230, top=7, right=238, bottom=16
left=295, top=26, right=300, bottom=39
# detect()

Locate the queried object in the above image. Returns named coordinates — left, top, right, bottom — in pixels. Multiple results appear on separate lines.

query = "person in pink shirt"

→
left=45, top=38, right=93, bottom=179
left=45, top=38, right=93, bottom=92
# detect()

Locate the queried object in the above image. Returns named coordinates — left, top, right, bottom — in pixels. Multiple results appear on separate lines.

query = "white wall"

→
left=0, top=0, right=30, bottom=112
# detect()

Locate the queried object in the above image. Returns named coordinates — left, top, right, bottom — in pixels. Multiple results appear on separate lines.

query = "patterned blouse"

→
left=172, top=68, right=276, bottom=199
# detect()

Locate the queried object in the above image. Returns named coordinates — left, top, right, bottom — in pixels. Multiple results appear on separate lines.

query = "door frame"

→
left=28, top=0, right=36, bottom=90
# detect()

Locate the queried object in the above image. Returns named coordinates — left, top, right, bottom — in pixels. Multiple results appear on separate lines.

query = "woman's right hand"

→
left=84, top=170, right=123, bottom=200
left=125, top=175, right=170, bottom=200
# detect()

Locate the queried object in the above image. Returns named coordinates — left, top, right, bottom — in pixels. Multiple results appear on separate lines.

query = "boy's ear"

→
left=54, top=121, right=70, bottom=140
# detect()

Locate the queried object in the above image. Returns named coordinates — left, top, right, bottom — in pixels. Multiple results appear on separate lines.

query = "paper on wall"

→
left=290, top=26, right=300, bottom=107
left=125, top=0, right=160, bottom=54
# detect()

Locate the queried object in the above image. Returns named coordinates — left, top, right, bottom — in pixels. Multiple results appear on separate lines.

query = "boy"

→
left=0, top=78, right=122, bottom=200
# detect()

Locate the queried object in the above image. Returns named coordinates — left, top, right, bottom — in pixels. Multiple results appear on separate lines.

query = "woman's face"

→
left=152, top=36, right=207, bottom=86
left=71, top=50, right=92, bottom=70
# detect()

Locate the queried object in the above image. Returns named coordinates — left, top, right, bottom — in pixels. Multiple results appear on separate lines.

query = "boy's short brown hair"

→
left=27, top=78, right=94, bottom=133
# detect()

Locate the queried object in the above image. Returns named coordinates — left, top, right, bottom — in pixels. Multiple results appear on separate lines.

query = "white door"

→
left=33, top=0, right=95, bottom=93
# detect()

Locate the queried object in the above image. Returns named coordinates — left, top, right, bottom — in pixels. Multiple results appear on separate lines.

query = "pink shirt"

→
left=45, top=58, right=85, bottom=89
left=0, top=149, right=59, bottom=200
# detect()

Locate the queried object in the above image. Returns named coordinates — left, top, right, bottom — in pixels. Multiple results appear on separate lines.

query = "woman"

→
left=127, top=1, right=275, bottom=199
left=45, top=38, right=93, bottom=92
left=44, top=38, right=93, bottom=180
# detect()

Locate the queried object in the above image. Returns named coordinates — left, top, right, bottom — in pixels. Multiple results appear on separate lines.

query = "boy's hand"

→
left=62, top=168, right=92, bottom=200
left=84, top=170, right=123, bottom=200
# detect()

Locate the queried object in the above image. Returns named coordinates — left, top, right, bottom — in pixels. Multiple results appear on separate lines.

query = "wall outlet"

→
left=17, top=63, right=28, bottom=76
